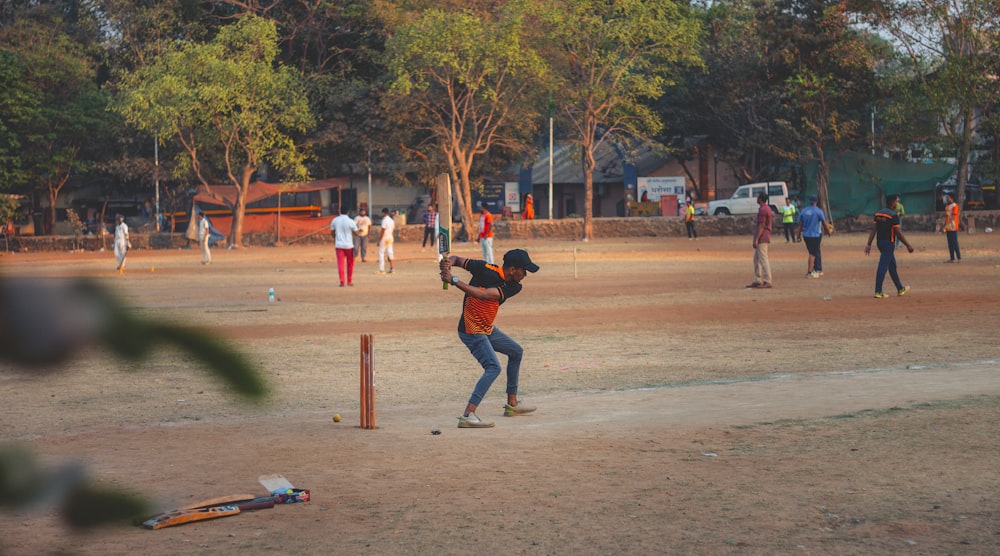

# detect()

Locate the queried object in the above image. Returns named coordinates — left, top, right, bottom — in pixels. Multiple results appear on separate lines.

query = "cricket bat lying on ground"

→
left=141, top=475, right=309, bottom=530
left=141, top=495, right=275, bottom=530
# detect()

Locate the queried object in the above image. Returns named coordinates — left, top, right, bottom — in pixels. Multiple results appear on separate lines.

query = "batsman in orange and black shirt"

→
left=439, top=249, right=539, bottom=428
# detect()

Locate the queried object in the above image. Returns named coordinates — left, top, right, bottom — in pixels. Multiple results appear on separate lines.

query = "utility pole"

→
left=548, top=93, right=554, bottom=220
left=367, top=149, right=373, bottom=214
left=154, top=139, right=160, bottom=232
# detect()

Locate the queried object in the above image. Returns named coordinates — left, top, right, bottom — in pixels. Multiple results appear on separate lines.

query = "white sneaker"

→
left=457, top=413, right=495, bottom=428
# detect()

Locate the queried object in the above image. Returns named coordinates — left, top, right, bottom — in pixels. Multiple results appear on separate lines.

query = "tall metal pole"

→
left=548, top=94, right=554, bottom=220
left=154, top=139, right=160, bottom=232
left=367, top=149, right=373, bottom=213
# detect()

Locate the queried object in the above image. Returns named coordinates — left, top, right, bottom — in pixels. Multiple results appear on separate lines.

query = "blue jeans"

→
left=875, top=240, right=903, bottom=293
left=459, top=327, right=523, bottom=407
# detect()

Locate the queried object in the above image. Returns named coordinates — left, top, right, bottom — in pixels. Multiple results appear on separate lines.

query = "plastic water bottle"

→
left=268, top=287, right=275, bottom=303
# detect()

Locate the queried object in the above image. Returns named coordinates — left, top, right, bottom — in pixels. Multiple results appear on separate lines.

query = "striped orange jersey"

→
left=457, top=259, right=523, bottom=335
left=873, top=207, right=900, bottom=243
left=945, top=202, right=960, bottom=231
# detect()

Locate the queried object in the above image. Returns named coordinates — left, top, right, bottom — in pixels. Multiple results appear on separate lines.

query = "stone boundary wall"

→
left=10, top=212, right=1000, bottom=252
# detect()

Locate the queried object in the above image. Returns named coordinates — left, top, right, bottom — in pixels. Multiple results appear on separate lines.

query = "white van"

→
left=707, top=182, right=788, bottom=216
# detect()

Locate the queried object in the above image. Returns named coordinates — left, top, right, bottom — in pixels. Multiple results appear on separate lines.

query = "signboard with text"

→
left=504, top=182, right=520, bottom=213
left=638, top=176, right=687, bottom=216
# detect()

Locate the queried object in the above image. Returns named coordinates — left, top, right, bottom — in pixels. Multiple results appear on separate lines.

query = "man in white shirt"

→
left=377, top=207, right=395, bottom=274
left=353, top=207, right=371, bottom=262
left=330, top=206, right=360, bottom=286
left=114, top=214, right=130, bottom=274
left=197, top=212, right=212, bottom=265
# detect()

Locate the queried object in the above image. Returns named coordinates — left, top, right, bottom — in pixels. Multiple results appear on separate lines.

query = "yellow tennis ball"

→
left=333, top=413, right=341, bottom=422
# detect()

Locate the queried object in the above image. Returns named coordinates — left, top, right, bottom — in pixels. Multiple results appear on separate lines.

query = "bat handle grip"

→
left=442, top=281, right=449, bottom=290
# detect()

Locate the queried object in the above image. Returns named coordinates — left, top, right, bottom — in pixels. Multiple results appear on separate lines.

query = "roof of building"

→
left=194, top=178, right=348, bottom=207
left=526, top=139, right=672, bottom=185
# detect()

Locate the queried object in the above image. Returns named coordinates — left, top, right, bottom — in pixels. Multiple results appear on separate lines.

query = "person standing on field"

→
left=198, top=212, right=212, bottom=265
left=354, top=207, right=371, bottom=263
left=330, top=205, right=359, bottom=287
left=865, top=194, right=913, bottom=299
left=684, top=200, right=698, bottom=239
left=943, top=194, right=962, bottom=263
left=114, top=214, right=130, bottom=274
left=780, top=197, right=797, bottom=243
left=439, top=248, right=539, bottom=428
left=477, top=201, right=495, bottom=264
left=746, top=193, right=773, bottom=289
left=798, top=195, right=832, bottom=278
left=377, top=207, right=395, bottom=274
left=422, top=203, right=438, bottom=250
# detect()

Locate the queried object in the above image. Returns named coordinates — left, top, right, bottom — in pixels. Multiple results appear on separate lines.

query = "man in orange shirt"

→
left=477, top=201, right=495, bottom=264
left=440, top=249, right=540, bottom=428
left=943, top=194, right=962, bottom=263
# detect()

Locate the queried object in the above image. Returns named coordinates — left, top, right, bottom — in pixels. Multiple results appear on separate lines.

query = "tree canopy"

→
left=112, top=14, right=314, bottom=247
left=3, top=0, right=999, bottom=232
left=381, top=2, right=546, bottom=236
left=537, top=0, right=703, bottom=239
left=0, top=4, right=116, bottom=233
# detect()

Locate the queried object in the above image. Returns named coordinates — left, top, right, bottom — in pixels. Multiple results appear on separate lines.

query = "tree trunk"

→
left=579, top=109, right=598, bottom=241
left=815, top=151, right=832, bottom=225
left=581, top=145, right=595, bottom=241
left=229, top=165, right=254, bottom=248
left=446, top=144, right=476, bottom=243
left=47, top=187, right=58, bottom=236
left=45, top=173, right=70, bottom=236
left=455, top=170, right=474, bottom=243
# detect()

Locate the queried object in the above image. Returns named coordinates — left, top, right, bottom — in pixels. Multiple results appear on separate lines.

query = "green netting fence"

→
left=803, top=151, right=955, bottom=219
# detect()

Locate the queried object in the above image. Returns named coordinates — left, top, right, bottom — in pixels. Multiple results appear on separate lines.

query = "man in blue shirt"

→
left=798, top=195, right=832, bottom=278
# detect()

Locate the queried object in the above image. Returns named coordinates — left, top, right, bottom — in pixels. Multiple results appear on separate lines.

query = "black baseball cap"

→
left=503, top=249, right=539, bottom=272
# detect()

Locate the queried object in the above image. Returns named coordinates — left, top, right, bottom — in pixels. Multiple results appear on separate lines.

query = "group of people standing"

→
left=747, top=190, right=964, bottom=298
left=329, top=205, right=397, bottom=286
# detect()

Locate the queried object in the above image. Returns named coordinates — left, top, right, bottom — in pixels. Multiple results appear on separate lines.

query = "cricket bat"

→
left=141, top=505, right=241, bottom=530
left=139, top=493, right=272, bottom=530
left=180, top=493, right=258, bottom=510
left=436, top=173, right=452, bottom=290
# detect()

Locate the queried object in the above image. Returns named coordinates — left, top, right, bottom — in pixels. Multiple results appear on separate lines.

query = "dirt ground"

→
left=1, top=230, right=999, bottom=555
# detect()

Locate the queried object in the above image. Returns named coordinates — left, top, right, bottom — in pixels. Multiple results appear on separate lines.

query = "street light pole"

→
left=548, top=93, right=554, bottom=220
left=154, top=139, right=160, bottom=232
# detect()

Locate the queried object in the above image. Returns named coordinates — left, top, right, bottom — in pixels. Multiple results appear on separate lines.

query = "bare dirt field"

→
left=1, top=230, right=999, bottom=555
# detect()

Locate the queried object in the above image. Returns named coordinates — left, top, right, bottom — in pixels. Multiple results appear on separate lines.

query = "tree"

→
left=660, top=1, right=799, bottom=186
left=862, top=0, right=1000, bottom=207
left=0, top=9, right=115, bottom=234
left=751, top=0, right=884, bottom=220
left=183, top=0, right=390, bottom=177
left=381, top=2, right=546, bottom=236
left=537, top=0, right=701, bottom=239
left=113, top=15, right=314, bottom=247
